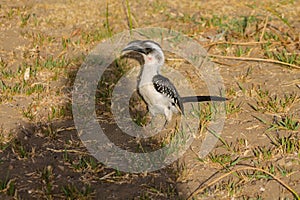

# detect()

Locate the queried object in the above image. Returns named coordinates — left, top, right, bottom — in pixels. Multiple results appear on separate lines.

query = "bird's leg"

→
left=163, top=119, right=168, bottom=128
left=163, top=111, right=182, bottom=133
left=163, top=107, right=173, bottom=128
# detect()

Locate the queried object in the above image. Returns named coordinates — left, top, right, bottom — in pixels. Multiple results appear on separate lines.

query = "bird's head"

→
left=122, top=40, right=164, bottom=65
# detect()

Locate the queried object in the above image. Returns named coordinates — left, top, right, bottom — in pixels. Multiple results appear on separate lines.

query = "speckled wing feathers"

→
left=152, top=74, right=184, bottom=114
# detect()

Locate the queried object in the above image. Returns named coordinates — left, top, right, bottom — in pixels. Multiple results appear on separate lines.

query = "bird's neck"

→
left=139, top=63, right=161, bottom=86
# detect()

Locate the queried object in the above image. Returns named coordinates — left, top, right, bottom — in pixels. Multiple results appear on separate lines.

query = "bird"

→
left=122, top=40, right=227, bottom=124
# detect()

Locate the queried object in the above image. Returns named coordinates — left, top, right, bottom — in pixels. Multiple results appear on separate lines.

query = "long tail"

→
left=182, top=96, right=228, bottom=103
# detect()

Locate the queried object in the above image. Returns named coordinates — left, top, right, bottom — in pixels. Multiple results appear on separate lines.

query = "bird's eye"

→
left=145, top=48, right=152, bottom=54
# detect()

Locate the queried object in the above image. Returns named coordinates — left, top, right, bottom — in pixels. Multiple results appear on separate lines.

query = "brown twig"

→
left=46, top=147, right=88, bottom=154
left=209, top=54, right=300, bottom=69
left=204, top=41, right=281, bottom=47
left=99, top=171, right=116, bottom=180
left=187, top=166, right=300, bottom=200
left=259, top=15, right=269, bottom=42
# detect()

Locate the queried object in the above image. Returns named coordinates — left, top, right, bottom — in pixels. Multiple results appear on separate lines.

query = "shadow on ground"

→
left=0, top=119, right=179, bottom=199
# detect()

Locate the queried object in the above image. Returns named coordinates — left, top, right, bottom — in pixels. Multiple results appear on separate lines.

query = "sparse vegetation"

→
left=0, top=176, right=15, bottom=197
left=251, top=87, right=299, bottom=113
left=62, top=184, right=93, bottom=199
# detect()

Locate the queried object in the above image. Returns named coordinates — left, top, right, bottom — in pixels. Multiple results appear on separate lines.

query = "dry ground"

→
left=0, top=0, right=300, bottom=199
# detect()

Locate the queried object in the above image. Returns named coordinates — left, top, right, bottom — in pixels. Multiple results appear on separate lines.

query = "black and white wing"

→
left=152, top=74, right=184, bottom=114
